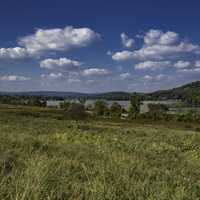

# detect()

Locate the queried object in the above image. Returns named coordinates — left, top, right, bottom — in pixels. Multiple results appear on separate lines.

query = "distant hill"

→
left=0, top=91, right=133, bottom=100
left=148, top=81, right=200, bottom=100
left=1, top=81, right=200, bottom=100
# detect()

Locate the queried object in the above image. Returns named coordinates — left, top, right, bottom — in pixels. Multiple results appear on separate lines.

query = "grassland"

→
left=1, top=105, right=200, bottom=199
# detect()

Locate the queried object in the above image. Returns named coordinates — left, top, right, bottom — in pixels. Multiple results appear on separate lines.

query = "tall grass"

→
left=1, top=106, right=200, bottom=199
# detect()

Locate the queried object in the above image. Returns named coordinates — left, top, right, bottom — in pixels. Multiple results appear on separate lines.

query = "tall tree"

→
left=128, top=95, right=141, bottom=119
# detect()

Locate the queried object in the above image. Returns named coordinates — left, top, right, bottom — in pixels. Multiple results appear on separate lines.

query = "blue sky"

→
left=0, top=0, right=200, bottom=92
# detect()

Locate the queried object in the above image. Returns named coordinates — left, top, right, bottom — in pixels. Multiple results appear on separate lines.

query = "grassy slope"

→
left=1, top=106, right=200, bottom=199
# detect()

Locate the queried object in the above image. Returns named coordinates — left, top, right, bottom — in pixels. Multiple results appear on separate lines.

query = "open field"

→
left=1, top=105, right=200, bottom=199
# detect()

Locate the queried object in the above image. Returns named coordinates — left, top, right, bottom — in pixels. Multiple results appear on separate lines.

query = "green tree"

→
left=128, top=95, right=141, bottom=119
left=66, top=103, right=86, bottom=120
left=78, top=97, right=87, bottom=105
left=148, top=103, right=169, bottom=120
left=148, top=103, right=169, bottom=113
left=110, top=102, right=122, bottom=118
left=60, top=101, right=71, bottom=110
left=93, top=100, right=108, bottom=116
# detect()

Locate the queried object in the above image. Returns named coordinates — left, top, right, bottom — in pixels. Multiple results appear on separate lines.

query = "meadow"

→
left=1, top=105, right=200, bottom=199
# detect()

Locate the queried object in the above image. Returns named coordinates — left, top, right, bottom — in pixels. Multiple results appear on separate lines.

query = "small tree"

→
left=66, top=103, right=86, bottom=120
left=128, top=95, right=141, bottom=119
left=110, top=102, right=122, bottom=118
left=60, top=101, right=71, bottom=110
left=148, top=103, right=169, bottom=120
left=93, top=100, right=108, bottom=116
left=78, top=97, right=87, bottom=105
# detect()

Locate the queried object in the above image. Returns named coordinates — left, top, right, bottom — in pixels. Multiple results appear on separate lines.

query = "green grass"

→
left=1, top=105, right=200, bottom=199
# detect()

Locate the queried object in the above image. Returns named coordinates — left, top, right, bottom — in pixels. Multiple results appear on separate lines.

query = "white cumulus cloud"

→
left=112, top=29, right=200, bottom=62
left=143, top=74, right=166, bottom=81
left=0, top=75, right=31, bottom=81
left=40, top=57, right=81, bottom=70
left=144, top=29, right=179, bottom=46
left=121, top=32, right=134, bottom=48
left=195, top=60, right=200, bottom=68
left=82, top=68, right=110, bottom=77
left=135, top=61, right=171, bottom=70
left=18, top=26, right=100, bottom=54
left=112, top=50, right=134, bottom=61
left=113, top=42, right=199, bottom=61
left=119, top=72, right=131, bottom=79
left=174, top=60, right=190, bottom=68
left=0, top=47, right=32, bottom=59
left=178, top=68, right=200, bottom=73
left=41, top=72, right=64, bottom=80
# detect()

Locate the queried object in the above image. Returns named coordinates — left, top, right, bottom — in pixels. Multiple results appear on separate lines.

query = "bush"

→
left=93, top=100, right=108, bottom=116
left=60, top=101, right=71, bottom=110
left=110, top=102, right=122, bottom=118
left=65, top=103, right=87, bottom=120
left=148, top=103, right=169, bottom=113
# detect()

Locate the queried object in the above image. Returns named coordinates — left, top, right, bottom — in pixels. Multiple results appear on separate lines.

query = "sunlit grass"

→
left=1, top=106, right=200, bottom=199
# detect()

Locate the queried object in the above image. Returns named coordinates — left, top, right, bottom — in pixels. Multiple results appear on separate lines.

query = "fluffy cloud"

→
left=41, top=72, right=64, bottom=80
left=134, top=42, right=199, bottom=60
left=143, top=74, right=166, bottom=81
left=174, top=60, right=190, bottom=68
left=175, top=60, right=200, bottom=73
left=143, top=75, right=153, bottom=81
left=113, top=42, right=199, bottom=61
left=121, top=33, right=134, bottom=48
left=82, top=68, right=110, bottom=76
left=178, top=68, right=200, bottom=73
left=119, top=72, right=131, bottom=79
left=144, top=30, right=179, bottom=46
left=112, top=50, right=134, bottom=61
left=19, top=26, right=100, bottom=54
left=195, top=61, right=200, bottom=68
left=0, top=47, right=32, bottom=59
left=112, top=29, right=200, bottom=61
left=0, top=75, right=31, bottom=81
left=135, top=61, right=171, bottom=70
left=0, top=26, right=99, bottom=60
left=40, top=58, right=81, bottom=70
left=68, top=78, right=81, bottom=83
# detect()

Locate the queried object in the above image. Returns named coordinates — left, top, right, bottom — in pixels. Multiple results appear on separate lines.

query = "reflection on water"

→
left=47, top=99, right=181, bottom=113
left=47, top=99, right=130, bottom=108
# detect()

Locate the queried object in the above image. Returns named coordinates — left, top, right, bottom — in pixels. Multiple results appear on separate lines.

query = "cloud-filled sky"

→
left=1, top=0, right=200, bottom=93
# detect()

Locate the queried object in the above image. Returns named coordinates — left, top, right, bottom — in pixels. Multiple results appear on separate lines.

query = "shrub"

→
left=128, top=95, right=141, bottom=119
left=110, top=102, right=122, bottom=118
left=65, top=103, right=86, bottom=120
left=60, top=101, right=71, bottom=110
left=93, top=100, right=108, bottom=116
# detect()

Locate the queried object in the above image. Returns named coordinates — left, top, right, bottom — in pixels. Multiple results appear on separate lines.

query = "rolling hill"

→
left=148, top=81, right=200, bottom=100
left=1, top=81, right=200, bottom=100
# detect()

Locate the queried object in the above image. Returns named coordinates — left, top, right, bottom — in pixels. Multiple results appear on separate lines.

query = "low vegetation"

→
left=1, top=105, right=200, bottom=199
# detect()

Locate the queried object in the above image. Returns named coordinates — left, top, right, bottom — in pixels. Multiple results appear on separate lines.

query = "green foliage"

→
left=78, top=97, right=87, bottom=105
left=148, top=103, right=169, bottom=112
left=65, top=103, right=86, bottom=120
left=93, top=100, right=108, bottom=116
left=27, top=99, right=47, bottom=107
left=128, top=95, right=141, bottom=118
left=149, top=81, right=200, bottom=106
left=110, top=102, right=122, bottom=118
left=0, top=95, right=47, bottom=107
left=59, top=101, right=71, bottom=110
left=1, top=105, right=200, bottom=199
left=147, top=103, right=169, bottom=120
